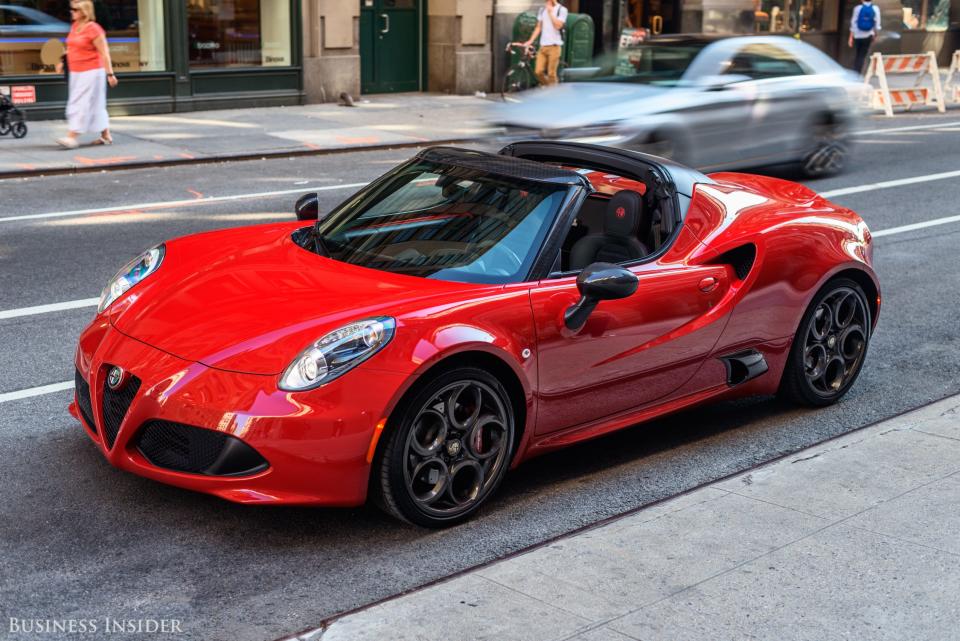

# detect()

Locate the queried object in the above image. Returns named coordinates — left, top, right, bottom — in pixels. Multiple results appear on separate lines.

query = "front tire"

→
left=375, top=367, right=516, bottom=527
left=779, top=278, right=871, bottom=407
left=801, top=120, right=848, bottom=178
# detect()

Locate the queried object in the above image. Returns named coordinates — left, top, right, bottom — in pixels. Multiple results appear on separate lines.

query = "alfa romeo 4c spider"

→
left=72, top=142, right=879, bottom=527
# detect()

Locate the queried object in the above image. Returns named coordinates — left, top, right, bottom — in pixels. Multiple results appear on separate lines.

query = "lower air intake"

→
left=74, top=369, right=96, bottom=433
left=136, top=421, right=269, bottom=477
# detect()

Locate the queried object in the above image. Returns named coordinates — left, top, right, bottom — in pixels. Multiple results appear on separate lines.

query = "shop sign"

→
left=10, top=86, right=37, bottom=105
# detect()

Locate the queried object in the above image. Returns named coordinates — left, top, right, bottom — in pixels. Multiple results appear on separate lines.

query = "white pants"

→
left=66, top=68, right=109, bottom=134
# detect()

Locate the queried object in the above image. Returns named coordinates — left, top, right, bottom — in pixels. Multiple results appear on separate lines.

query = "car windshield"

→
left=596, top=43, right=707, bottom=86
left=314, top=160, right=568, bottom=284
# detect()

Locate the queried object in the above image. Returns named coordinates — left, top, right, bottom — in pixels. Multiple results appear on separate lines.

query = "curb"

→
left=0, top=137, right=475, bottom=181
left=274, top=389, right=960, bottom=641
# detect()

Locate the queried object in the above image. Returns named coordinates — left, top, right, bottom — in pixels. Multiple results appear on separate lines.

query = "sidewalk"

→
left=289, top=394, right=960, bottom=641
left=0, top=93, right=493, bottom=177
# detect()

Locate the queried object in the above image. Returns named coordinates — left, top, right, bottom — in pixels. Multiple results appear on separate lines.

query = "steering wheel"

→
left=473, top=242, right=524, bottom=277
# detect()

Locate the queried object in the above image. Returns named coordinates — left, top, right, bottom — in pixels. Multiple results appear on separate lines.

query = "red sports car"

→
left=72, top=142, right=879, bottom=527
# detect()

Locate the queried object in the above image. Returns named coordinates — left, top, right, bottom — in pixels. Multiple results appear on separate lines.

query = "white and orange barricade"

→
left=863, top=51, right=946, bottom=117
left=945, top=50, right=960, bottom=104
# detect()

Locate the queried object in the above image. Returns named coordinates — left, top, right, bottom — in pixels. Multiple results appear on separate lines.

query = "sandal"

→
left=92, top=135, right=113, bottom=146
left=56, top=137, right=79, bottom=149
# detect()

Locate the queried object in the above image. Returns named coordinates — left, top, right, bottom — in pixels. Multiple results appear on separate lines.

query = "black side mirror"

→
left=564, top=262, right=639, bottom=331
left=295, top=192, right=320, bottom=221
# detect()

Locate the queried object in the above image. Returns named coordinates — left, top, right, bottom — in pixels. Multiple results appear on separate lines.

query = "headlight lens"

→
left=279, top=317, right=396, bottom=391
left=98, top=245, right=165, bottom=313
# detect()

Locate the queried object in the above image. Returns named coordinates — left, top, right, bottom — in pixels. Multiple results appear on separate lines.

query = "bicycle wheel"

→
left=501, top=67, right=532, bottom=99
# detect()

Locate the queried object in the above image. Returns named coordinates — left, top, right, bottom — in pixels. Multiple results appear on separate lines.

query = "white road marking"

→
left=0, top=381, right=74, bottom=404
left=0, top=181, right=369, bottom=224
left=820, top=168, right=960, bottom=198
left=3, top=209, right=960, bottom=404
left=0, top=298, right=100, bottom=320
left=872, top=213, right=960, bottom=237
left=854, top=121, right=960, bottom=136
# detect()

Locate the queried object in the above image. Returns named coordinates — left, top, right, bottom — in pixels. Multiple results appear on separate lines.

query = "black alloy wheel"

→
left=802, top=120, right=847, bottom=178
left=376, top=367, right=516, bottom=527
left=780, top=278, right=871, bottom=406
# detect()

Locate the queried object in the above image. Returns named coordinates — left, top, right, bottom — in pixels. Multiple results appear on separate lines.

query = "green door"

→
left=360, top=0, right=422, bottom=93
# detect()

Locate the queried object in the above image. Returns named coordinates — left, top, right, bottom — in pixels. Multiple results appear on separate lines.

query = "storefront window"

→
left=753, top=0, right=839, bottom=32
left=0, top=0, right=165, bottom=77
left=187, top=0, right=292, bottom=68
left=899, top=0, right=953, bottom=30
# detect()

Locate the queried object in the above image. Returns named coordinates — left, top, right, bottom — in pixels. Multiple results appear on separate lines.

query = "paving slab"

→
left=609, top=522, right=960, bottom=641
left=714, top=423, right=960, bottom=520
left=291, top=393, right=960, bottom=641
left=0, top=93, right=493, bottom=177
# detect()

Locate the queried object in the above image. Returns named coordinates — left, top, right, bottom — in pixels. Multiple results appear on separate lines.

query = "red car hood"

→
left=110, top=223, right=482, bottom=375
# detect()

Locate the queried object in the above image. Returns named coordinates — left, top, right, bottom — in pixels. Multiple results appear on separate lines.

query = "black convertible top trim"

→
left=497, top=140, right=714, bottom=197
left=416, top=146, right=591, bottom=188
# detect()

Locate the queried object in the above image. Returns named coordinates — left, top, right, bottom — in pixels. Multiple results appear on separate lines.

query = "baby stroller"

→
left=0, top=94, right=28, bottom=139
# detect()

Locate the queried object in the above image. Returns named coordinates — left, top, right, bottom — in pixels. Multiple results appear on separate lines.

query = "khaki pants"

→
left=535, top=45, right=562, bottom=86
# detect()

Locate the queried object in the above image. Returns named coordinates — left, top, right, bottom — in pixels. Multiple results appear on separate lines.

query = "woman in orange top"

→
left=56, top=1, right=118, bottom=149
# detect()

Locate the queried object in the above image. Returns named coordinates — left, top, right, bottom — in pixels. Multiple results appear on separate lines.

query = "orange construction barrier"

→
left=863, top=51, right=946, bottom=117
left=946, top=50, right=960, bottom=104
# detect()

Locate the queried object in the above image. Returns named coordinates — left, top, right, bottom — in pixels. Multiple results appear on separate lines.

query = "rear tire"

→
left=779, top=278, right=871, bottom=407
left=501, top=67, right=532, bottom=99
left=375, top=367, right=516, bottom=528
left=11, top=121, right=27, bottom=139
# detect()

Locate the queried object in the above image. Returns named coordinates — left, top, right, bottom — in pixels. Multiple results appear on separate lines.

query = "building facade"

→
left=1, top=0, right=302, bottom=118
left=1, top=0, right=958, bottom=116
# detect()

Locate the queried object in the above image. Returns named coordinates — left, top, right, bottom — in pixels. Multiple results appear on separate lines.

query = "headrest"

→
left=603, top=190, right=644, bottom=238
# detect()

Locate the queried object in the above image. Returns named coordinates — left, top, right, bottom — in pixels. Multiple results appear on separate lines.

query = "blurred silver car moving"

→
left=493, top=35, right=865, bottom=177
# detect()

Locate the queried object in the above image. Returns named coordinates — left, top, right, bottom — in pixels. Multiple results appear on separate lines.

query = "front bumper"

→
left=71, top=321, right=408, bottom=506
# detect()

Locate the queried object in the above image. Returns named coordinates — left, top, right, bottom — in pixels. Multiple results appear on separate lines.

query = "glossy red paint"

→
left=71, top=161, right=878, bottom=507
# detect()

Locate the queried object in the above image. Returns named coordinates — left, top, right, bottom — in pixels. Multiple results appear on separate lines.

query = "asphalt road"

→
left=2, top=114, right=959, bottom=641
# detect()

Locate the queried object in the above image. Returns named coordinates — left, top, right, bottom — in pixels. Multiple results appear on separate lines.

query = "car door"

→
left=733, top=44, right=819, bottom=160
left=531, top=259, right=733, bottom=436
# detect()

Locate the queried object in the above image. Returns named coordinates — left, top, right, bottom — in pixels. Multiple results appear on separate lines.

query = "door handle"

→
left=650, top=15, right=663, bottom=35
left=380, top=13, right=390, bottom=34
left=698, top=276, right=719, bottom=293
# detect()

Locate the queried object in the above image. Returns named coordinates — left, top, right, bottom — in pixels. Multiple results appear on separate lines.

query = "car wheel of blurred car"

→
left=801, top=120, right=847, bottom=178
left=635, top=133, right=682, bottom=162
left=779, top=278, right=871, bottom=407
left=376, top=367, right=516, bottom=527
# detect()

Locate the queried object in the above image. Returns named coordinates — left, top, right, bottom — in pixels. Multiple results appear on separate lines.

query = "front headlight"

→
left=279, top=317, right=396, bottom=391
left=98, top=244, right=165, bottom=313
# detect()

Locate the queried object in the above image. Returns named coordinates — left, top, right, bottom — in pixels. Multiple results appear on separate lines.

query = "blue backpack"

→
left=856, top=3, right=877, bottom=31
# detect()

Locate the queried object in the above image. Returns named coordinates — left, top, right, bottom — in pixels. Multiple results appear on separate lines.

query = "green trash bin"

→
left=508, top=11, right=596, bottom=86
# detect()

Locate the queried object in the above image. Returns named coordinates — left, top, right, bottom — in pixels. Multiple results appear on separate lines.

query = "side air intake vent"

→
left=137, top=421, right=269, bottom=477
left=713, top=244, right=757, bottom=280
left=75, top=369, right=96, bottom=433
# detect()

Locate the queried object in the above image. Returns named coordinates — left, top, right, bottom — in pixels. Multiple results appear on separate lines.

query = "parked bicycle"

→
left=0, top=94, right=28, bottom=139
left=502, top=42, right=537, bottom=99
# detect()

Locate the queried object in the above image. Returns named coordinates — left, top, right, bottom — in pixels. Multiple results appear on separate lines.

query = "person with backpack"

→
left=523, top=0, right=568, bottom=87
left=849, top=0, right=881, bottom=75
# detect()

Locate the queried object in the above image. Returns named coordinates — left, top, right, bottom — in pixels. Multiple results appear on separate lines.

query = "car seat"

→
left=568, top=190, right=649, bottom=270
